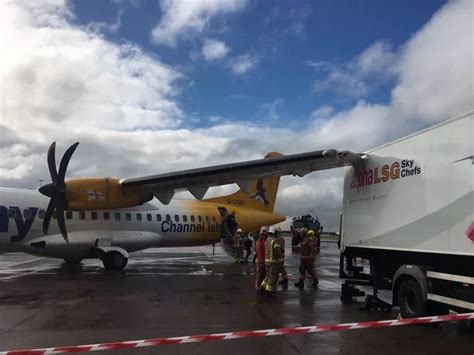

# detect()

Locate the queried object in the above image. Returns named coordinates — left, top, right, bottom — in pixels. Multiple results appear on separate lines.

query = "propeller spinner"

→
left=39, top=142, right=79, bottom=243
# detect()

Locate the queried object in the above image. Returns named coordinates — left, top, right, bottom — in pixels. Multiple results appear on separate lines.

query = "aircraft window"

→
left=137, top=213, right=142, bottom=221
left=212, top=216, right=217, bottom=222
left=66, top=211, right=73, bottom=220
left=23, top=209, right=32, bottom=219
left=38, top=210, right=45, bottom=220
left=174, top=215, right=179, bottom=222
left=103, top=212, right=110, bottom=220
left=198, top=216, right=203, bottom=222
left=79, top=211, right=86, bottom=220
left=205, top=216, right=210, bottom=223
left=91, top=212, right=98, bottom=220
left=126, top=213, right=131, bottom=221
left=8, top=208, right=16, bottom=218
left=157, top=214, right=162, bottom=222
left=166, top=214, right=171, bottom=221
left=115, top=212, right=121, bottom=221
left=190, top=215, right=195, bottom=222
left=53, top=211, right=57, bottom=220
left=183, top=215, right=188, bottom=222
left=147, top=214, right=152, bottom=222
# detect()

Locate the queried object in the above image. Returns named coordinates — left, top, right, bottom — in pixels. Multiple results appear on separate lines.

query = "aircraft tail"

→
left=204, top=152, right=282, bottom=212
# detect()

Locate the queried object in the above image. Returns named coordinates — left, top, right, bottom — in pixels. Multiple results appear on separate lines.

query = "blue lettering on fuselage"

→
left=0, top=206, right=38, bottom=242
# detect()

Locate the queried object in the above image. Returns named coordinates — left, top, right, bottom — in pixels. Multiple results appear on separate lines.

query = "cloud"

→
left=312, top=40, right=397, bottom=99
left=151, top=0, right=247, bottom=46
left=86, top=9, right=124, bottom=34
left=1, top=0, right=472, bottom=232
left=229, top=51, right=260, bottom=75
left=202, top=39, right=229, bottom=61
left=259, top=98, right=284, bottom=120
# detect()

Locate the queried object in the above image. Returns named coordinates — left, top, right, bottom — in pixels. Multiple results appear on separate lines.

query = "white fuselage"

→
left=0, top=187, right=222, bottom=260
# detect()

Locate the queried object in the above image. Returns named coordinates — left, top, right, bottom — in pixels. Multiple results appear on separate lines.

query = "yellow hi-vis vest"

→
left=265, top=236, right=281, bottom=265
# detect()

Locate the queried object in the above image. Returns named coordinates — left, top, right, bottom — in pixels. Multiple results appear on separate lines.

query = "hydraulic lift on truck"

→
left=337, top=111, right=474, bottom=318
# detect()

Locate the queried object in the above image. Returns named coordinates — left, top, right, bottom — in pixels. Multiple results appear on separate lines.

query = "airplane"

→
left=0, top=142, right=361, bottom=270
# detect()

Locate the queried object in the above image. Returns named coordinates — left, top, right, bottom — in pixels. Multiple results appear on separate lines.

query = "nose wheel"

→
left=102, top=251, right=128, bottom=271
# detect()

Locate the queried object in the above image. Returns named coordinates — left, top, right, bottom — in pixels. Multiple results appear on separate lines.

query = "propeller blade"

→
left=57, top=142, right=79, bottom=184
left=56, top=208, right=69, bottom=243
left=42, top=199, right=55, bottom=235
left=47, top=142, right=58, bottom=184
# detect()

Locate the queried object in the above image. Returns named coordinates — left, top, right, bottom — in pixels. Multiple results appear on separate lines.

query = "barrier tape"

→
left=2, top=313, right=473, bottom=354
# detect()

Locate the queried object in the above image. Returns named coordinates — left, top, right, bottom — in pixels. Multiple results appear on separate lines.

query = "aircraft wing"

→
left=119, top=149, right=363, bottom=204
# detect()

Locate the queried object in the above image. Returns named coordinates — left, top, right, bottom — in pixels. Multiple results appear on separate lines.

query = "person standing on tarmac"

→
left=275, top=226, right=288, bottom=287
left=243, top=233, right=253, bottom=263
left=255, top=226, right=268, bottom=294
left=260, top=226, right=282, bottom=298
left=233, top=228, right=244, bottom=263
left=294, top=229, right=319, bottom=289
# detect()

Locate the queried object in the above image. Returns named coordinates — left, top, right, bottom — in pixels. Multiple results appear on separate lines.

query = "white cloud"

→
left=309, top=106, right=334, bottom=120
left=202, top=39, right=229, bottom=61
left=1, top=0, right=472, bottom=232
left=391, top=0, right=473, bottom=122
left=259, top=98, right=284, bottom=120
left=86, top=9, right=124, bottom=34
left=151, top=0, right=247, bottom=46
left=312, top=40, right=397, bottom=98
left=229, top=51, right=260, bottom=75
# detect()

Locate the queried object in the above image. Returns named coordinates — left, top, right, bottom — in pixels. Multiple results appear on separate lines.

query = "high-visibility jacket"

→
left=265, top=236, right=281, bottom=265
left=233, top=233, right=242, bottom=247
left=277, top=234, right=285, bottom=261
left=255, top=238, right=266, bottom=263
left=300, top=236, right=316, bottom=260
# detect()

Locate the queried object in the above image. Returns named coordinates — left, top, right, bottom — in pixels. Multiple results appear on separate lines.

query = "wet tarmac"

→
left=0, top=237, right=472, bottom=354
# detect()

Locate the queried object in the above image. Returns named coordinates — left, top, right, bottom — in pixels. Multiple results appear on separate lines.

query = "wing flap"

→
left=120, top=149, right=363, bottom=204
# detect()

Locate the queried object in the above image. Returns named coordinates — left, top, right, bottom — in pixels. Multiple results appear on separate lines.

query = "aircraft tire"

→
left=103, top=251, right=128, bottom=271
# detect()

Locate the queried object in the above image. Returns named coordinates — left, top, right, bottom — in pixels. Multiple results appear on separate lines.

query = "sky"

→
left=0, top=0, right=473, bottom=230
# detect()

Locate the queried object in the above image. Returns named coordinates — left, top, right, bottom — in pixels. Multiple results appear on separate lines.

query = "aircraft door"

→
left=217, top=207, right=237, bottom=256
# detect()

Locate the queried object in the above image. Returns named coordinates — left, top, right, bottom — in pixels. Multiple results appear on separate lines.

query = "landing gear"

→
left=63, top=258, right=83, bottom=264
left=102, top=251, right=128, bottom=271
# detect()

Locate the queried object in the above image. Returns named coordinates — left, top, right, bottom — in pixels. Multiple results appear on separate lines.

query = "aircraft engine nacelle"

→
left=64, top=178, right=153, bottom=211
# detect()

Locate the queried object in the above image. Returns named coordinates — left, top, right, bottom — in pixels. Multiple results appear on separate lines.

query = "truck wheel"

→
left=398, top=278, right=426, bottom=318
left=102, top=251, right=128, bottom=271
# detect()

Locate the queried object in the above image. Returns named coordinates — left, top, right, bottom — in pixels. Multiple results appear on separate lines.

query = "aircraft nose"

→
left=39, top=183, right=55, bottom=198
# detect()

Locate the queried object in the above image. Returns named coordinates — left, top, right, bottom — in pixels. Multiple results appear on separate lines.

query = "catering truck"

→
left=339, top=111, right=473, bottom=318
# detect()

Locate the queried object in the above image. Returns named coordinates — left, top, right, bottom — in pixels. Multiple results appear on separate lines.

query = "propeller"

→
left=39, top=142, right=79, bottom=243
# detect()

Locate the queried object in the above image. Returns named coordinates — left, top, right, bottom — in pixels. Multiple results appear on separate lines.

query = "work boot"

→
left=311, top=280, right=319, bottom=289
left=294, top=280, right=304, bottom=289
left=265, top=291, right=276, bottom=299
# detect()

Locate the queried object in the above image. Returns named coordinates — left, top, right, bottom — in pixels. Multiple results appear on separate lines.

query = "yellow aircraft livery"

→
left=0, top=142, right=361, bottom=270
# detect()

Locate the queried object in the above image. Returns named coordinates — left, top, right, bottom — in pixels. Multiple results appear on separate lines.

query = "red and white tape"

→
left=2, top=313, right=473, bottom=354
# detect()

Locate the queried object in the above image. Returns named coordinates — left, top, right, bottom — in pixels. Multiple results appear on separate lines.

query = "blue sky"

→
left=1, top=0, right=471, bottom=225
left=70, top=0, right=446, bottom=129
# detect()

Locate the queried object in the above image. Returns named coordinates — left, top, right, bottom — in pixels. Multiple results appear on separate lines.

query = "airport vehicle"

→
left=0, top=145, right=361, bottom=270
left=339, top=111, right=474, bottom=316
left=291, top=214, right=321, bottom=246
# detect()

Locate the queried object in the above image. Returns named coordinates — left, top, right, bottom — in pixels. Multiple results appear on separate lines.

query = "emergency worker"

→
left=294, top=229, right=319, bottom=289
left=233, top=228, right=244, bottom=263
left=243, top=233, right=253, bottom=263
left=260, top=226, right=282, bottom=298
left=255, top=226, right=268, bottom=294
left=275, top=226, right=288, bottom=286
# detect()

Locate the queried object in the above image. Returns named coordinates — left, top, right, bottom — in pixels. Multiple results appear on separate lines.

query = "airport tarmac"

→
left=0, top=237, right=472, bottom=354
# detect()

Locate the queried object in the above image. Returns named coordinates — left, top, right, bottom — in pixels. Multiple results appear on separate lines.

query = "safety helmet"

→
left=308, top=230, right=315, bottom=236
left=236, top=228, right=243, bottom=233
left=268, top=225, right=277, bottom=234
left=260, top=226, right=269, bottom=233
